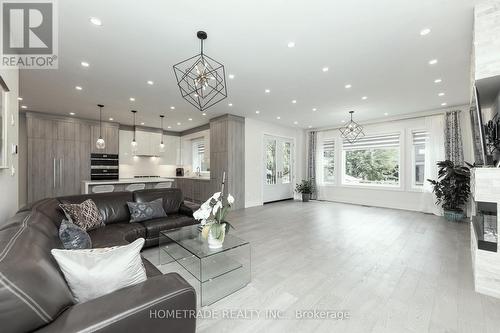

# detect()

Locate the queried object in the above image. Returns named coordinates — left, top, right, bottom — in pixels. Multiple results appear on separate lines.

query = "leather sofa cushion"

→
left=140, top=215, right=197, bottom=240
left=142, top=258, right=162, bottom=277
left=0, top=211, right=75, bottom=333
left=58, top=192, right=133, bottom=225
left=28, top=198, right=66, bottom=228
left=133, top=188, right=183, bottom=214
left=87, top=223, right=146, bottom=248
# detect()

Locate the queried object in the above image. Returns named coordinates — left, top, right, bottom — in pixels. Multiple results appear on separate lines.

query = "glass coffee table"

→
left=159, top=225, right=251, bottom=306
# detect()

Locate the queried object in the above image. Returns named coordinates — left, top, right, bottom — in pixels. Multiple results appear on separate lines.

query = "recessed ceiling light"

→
left=167, top=126, right=172, bottom=129
left=147, top=80, right=154, bottom=85
left=312, top=108, right=317, bottom=111
left=384, top=112, right=389, bottom=116
left=228, top=103, right=233, bottom=107
left=69, top=112, right=75, bottom=116
left=308, top=125, right=312, bottom=128
left=265, top=89, right=270, bottom=93
left=228, top=74, right=235, bottom=79
left=129, top=97, right=135, bottom=101
left=287, top=41, right=295, bottom=48
left=428, top=59, right=438, bottom=65
left=202, top=112, right=207, bottom=116
left=89, top=17, right=102, bottom=26
left=345, top=84, right=352, bottom=89
left=276, top=116, right=281, bottom=120
left=81, top=61, right=89, bottom=67
left=362, top=96, right=368, bottom=100
left=441, top=102, right=447, bottom=106
left=322, top=67, right=329, bottom=72
left=188, top=118, right=193, bottom=121
left=341, top=120, right=346, bottom=123
left=140, top=122, right=145, bottom=125
left=21, top=105, right=27, bottom=109
left=434, top=78, right=442, bottom=83
left=17, top=97, right=23, bottom=101
left=255, top=110, right=260, bottom=114
left=177, top=122, right=181, bottom=126
left=109, top=117, right=114, bottom=121
left=438, top=92, right=445, bottom=97
left=293, top=121, right=298, bottom=125
left=170, top=106, right=175, bottom=110
left=75, top=86, right=82, bottom=90
left=420, top=28, right=431, bottom=36
left=292, top=100, right=297, bottom=104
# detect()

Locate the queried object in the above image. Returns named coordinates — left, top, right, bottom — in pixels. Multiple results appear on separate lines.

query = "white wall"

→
left=245, top=118, right=306, bottom=208
left=0, top=68, right=19, bottom=223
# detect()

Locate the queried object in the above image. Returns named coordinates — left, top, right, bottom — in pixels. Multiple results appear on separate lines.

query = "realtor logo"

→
left=1, top=0, right=58, bottom=68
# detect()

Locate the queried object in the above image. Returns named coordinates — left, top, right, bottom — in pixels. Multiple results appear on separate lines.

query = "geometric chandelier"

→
left=173, top=31, right=228, bottom=112
left=339, top=111, right=365, bottom=144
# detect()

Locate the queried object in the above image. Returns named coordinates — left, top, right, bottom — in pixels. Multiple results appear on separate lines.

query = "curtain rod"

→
left=310, top=104, right=468, bottom=133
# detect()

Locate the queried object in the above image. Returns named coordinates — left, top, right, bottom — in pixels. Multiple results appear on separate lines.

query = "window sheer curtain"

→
left=420, top=114, right=446, bottom=215
left=307, top=131, right=318, bottom=199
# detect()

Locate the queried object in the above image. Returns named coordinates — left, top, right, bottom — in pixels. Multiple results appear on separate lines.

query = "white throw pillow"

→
left=51, top=238, right=147, bottom=303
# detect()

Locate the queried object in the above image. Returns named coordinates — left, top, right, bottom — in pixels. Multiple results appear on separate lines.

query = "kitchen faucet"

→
left=196, top=166, right=201, bottom=177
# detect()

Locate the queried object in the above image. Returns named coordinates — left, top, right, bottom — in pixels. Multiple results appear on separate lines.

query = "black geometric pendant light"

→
left=339, top=111, right=365, bottom=144
left=173, top=31, right=227, bottom=112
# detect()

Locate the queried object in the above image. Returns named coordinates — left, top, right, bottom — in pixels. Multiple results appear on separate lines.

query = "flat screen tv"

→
left=470, top=85, right=488, bottom=165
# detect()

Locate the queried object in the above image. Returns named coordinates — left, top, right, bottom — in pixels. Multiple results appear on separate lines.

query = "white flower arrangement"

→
left=193, top=191, right=235, bottom=243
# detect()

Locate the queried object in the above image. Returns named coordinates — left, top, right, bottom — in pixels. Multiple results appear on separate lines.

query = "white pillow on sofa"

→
left=51, top=238, right=147, bottom=303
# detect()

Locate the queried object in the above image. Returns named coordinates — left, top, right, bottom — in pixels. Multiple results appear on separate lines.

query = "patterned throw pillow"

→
left=59, top=199, right=104, bottom=231
left=127, top=198, right=167, bottom=223
left=59, top=219, right=92, bottom=250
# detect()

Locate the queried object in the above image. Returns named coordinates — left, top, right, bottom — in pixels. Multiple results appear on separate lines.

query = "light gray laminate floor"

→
left=142, top=200, right=500, bottom=333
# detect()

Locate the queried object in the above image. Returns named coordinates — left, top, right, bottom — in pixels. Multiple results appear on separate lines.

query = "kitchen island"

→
left=81, top=176, right=212, bottom=198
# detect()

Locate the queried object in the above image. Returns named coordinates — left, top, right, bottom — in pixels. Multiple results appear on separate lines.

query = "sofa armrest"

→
left=179, top=203, right=195, bottom=217
left=36, top=273, right=196, bottom=333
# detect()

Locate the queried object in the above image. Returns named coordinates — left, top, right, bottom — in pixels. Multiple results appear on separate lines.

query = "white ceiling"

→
left=20, top=0, right=475, bottom=131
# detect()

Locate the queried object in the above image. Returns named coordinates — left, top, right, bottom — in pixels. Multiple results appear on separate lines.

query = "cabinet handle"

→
left=53, top=158, right=56, bottom=188
left=59, top=159, right=63, bottom=188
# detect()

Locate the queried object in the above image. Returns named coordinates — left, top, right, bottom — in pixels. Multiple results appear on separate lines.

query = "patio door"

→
left=263, top=135, right=294, bottom=203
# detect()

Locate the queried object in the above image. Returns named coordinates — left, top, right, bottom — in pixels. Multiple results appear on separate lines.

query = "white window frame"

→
left=409, top=129, right=428, bottom=192
left=191, top=137, right=205, bottom=172
left=340, top=131, right=403, bottom=190
left=320, top=137, right=336, bottom=185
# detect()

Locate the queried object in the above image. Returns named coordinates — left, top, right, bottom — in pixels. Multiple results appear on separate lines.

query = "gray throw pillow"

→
left=127, top=198, right=167, bottom=223
left=59, top=219, right=92, bottom=250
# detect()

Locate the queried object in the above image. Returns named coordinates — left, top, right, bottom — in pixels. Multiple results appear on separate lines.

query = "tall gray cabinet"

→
left=209, top=114, right=245, bottom=209
left=26, top=113, right=119, bottom=203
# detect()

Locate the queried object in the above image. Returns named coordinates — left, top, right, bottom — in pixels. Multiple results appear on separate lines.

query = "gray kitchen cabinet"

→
left=26, top=113, right=96, bottom=202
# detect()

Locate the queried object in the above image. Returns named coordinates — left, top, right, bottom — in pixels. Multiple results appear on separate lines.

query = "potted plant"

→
left=427, top=160, right=471, bottom=222
left=295, top=179, right=315, bottom=202
left=193, top=191, right=235, bottom=249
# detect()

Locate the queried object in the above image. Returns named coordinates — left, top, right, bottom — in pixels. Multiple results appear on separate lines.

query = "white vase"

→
left=207, top=231, right=224, bottom=249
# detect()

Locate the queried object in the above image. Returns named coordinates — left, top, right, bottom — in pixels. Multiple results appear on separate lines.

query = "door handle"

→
left=53, top=158, right=56, bottom=188
left=59, top=159, right=63, bottom=188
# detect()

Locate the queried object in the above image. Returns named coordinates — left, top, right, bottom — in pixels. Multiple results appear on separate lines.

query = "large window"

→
left=322, top=138, right=335, bottom=183
left=342, top=133, right=400, bottom=186
left=192, top=138, right=206, bottom=172
left=412, top=130, right=428, bottom=187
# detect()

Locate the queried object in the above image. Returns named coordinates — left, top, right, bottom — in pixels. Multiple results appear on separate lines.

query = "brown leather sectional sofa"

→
left=0, top=188, right=198, bottom=333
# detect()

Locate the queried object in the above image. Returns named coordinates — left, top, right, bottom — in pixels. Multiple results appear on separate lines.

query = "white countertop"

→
left=82, top=176, right=211, bottom=186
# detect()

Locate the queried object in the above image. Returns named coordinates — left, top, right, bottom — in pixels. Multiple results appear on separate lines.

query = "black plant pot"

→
left=302, top=193, right=311, bottom=202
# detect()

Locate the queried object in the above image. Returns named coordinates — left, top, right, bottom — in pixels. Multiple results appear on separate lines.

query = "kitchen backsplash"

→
left=119, top=156, right=177, bottom=178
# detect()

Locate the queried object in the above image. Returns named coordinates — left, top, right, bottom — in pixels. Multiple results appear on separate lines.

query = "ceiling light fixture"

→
left=384, top=112, right=389, bottom=116
left=81, top=61, right=89, bottom=67
left=96, top=104, right=105, bottom=150
left=420, top=28, right=431, bottom=36
left=441, top=102, right=447, bottom=106
left=339, top=111, right=364, bottom=144
left=292, top=100, right=297, bottom=104
left=312, top=108, right=317, bottom=111
left=159, top=115, right=165, bottom=153
left=428, top=59, right=438, bottom=65
left=69, top=112, right=75, bottom=116
left=188, top=118, right=193, bottom=121
left=89, top=17, right=102, bottom=26
left=173, top=31, right=228, bottom=112
left=170, top=106, right=175, bottom=110
left=228, top=103, right=233, bottom=107
left=147, top=80, right=154, bottom=85
left=167, top=126, right=172, bottom=129
left=21, top=105, right=27, bottom=109
left=75, top=86, right=82, bottom=90
left=308, top=125, right=312, bottom=128
left=109, top=117, right=114, bottom=121
left=276, top=116, right=281, bottom=120
left=434, top=78, right=442, bottom=83
left=140, top=122, right=145, bottom=125
left=255, top=110, right=260, bottom=114
left=131, top=110, right=138, bottom=154
left=129, top=97, right=135, bottom=102
left=345, top=84, right=352, bottom=89
left=228, top=74, right=235, bottom=79
left=287, top=41, right=295, bottom=48
left=438, top=92, right=445, bottom=96
left=322, top=67, right=329, bottom=72
left=362, top=96, right=368, bottom=100
left=293, top=121, right=298, bottom=125
left=17, top=97, right=23, bottom=101
left=177, top=122, right=181, bottom=126
left=265, top=89, right=270, bottom=93
left=202, top=112, right=207, bottom=116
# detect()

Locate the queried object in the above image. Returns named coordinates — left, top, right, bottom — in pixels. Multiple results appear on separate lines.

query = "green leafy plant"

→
left=427, top=160, right=471, bottom=212
left=295, top=179, right=315, bottom=194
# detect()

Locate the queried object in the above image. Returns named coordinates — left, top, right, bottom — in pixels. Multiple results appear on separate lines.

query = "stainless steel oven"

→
left=90, top=153, right=119, bottom=180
